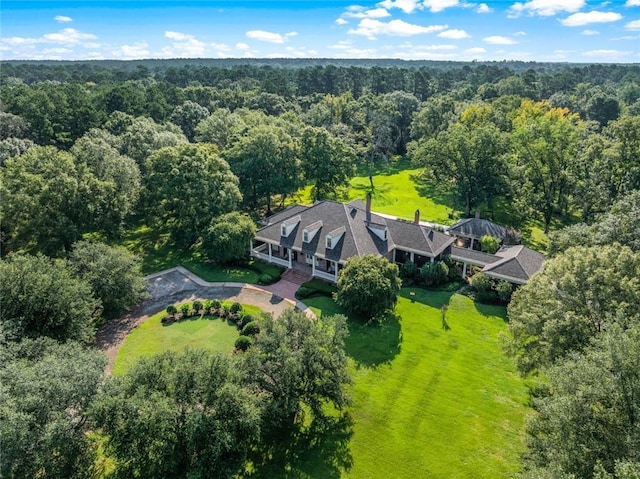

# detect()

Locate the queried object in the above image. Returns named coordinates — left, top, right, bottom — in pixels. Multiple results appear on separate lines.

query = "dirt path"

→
left=95, top=266, right=314, bottom=374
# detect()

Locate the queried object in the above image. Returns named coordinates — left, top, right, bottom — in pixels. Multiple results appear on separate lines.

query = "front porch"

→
left=251, top=240, right=341, bottom=283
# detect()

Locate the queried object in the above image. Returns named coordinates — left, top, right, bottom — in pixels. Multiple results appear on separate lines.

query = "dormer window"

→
left=280, top=215, right=301, bottom=237
left=303, top=231, right=309, bottom=243
left=302, top=220, right=322, bottom=243
left=325, top=226, right=345, bottom=250
left=383, top=228, right=388, bottom=241
left=367, top=221, right=389, bottom=241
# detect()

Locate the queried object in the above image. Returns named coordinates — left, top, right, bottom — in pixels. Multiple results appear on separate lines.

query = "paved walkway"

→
left=96, top=266, right=314, bottom=374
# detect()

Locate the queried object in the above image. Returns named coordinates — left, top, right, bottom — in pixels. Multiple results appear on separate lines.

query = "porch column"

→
left=462, top=262, right=467, bottom=277
left=469, top=238, right=475, bottom=249
left=410, top=252, right=415, bottom=262
left=334, top=262, right=338, bottom=283
left=268, top=243, right=272, bottom=262
left=430, top=256, right=434, bottom=263
left=312, top=256, right=316, bottom=276
left=392, top=249, right=396, bottom=263
left=249, top=239, right=253, bottom=256
left=288, top=249, right=292, bottom=268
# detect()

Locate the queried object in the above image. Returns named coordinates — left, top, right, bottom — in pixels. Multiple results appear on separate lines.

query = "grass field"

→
left=294, top=166, right=456, bottom=226
left=112, top=302, right=263, bottom=376
left=305, top=289, right=529, bottom=479
left=118, top=223, right=264, bottom=281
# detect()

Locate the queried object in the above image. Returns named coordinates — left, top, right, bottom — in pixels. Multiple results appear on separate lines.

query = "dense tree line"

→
left=507, top=191, right=640, bottom=478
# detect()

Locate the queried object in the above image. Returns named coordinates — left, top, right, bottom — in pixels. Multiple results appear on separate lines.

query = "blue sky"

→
left=1, top=0, right=639, bottom=62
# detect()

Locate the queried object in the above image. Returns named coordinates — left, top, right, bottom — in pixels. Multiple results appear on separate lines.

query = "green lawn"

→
left=307, top=288, right=530, bottom=479
left=293, top=165, right=457, bottom=225
left=112, top=302, right=263, bottom=376
left=118, top=223, right=263, bottom=282
left=112, top=289, right=529, bottom=477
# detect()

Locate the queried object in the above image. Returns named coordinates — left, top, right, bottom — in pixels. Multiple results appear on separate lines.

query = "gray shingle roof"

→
left=482, top=245, right=545, bottom=284
left=446, top=218, right=507, bottom=241
left=449, top=246, right=501, bottom=266
left=255, top=200, right=454, bottom=264
left=261, top=205, right=309, bottom=226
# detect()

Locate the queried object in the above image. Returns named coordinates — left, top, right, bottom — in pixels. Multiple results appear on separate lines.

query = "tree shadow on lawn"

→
left=411, top=173, right=459, bottom=215
left=344, top=313, right=402, bottom=368
left=248, top=412, right=354, bottom=479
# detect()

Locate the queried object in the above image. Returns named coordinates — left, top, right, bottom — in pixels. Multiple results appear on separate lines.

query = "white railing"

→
left=252, top=250, right=290, bottom=268
left=313, top=269, right=336, bottom=282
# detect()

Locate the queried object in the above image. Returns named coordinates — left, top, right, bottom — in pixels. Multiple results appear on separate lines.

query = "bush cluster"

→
left=295, top=279, right=337, bottom=300
left=399, top=258, right=460, bottom=288
left=161, top=300, right=254, bottom=331
left=470, top=273, right=514, bottom=304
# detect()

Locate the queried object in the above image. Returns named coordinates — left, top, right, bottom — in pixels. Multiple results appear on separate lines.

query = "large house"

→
left=251, top=195, right=545, bottom=285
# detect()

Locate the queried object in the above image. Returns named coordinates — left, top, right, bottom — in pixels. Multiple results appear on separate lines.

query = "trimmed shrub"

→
left=496, top=280, right=514, bottom=302
left=166, top=304, right=177, bottom=316
left=179, top=304, right=191, bottom=317
left=193, top=300, right=203, bottom=313
left=421, top=261, right=449, bottom=287
left=480, top=235, right=501, bottom=254
left=235, top=335, right=253, bottom=352
left=471, top=272, right=492, bottom=292
left=399, top=261, right=420, bottom=283
left=242, top=321, right=260, bottom=336
left=230, top=302, right=243, bottom=314
left=296, top=286, right=313, bottom=299
left=258, top=273, right=275, bottom=285
left=210, top=299, right=222, bottom=310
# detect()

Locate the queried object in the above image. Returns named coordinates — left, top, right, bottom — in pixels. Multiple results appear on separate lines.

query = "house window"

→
left=326, top=236, right=332, bottom=248
left=281, top=225, right=286, bottom=236
left=305, top=254, right=314, bottom=265
left=383, top=228, right=388, bottom=240
left=303, top=230, right=309, bottom=243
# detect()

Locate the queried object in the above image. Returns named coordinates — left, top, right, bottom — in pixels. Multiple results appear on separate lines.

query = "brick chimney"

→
left=475, top=208, right=481, bottom=219
left=414, top=209, right=420, bottom=224
left=365, top=192, right=372, bottom=223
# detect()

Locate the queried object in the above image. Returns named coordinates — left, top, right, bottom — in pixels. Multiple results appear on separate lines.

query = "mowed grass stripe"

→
left=343, top=290, right=528, bottom=479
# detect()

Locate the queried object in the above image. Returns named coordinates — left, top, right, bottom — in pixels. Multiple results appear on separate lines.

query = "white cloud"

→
left=465, top=47, right=486, bottom=53
left=514, top=30, right=527, bottom=35
left=626, top=19, right=640, bottom=29
left=612, top=34, right=640, bottom=39
left=582, top=29, right=600, bottom=34
left=477, top=3, right=492, bottom=13
left=0, top=36, right=40, bottom=45
left=117, top=42, right=150, bottom=59
left=424, top=0, right=460, bottom=13
left=343, top=6, right=391, bottom=18
left=625, top=0, right=640, bottom=6
left=54, top=15, right=72, bottom=23
left=377, top=0, right=421, bottom=13
left=236, top=42, right=250, bottom=50
left=483, top=35, right=518, bottom=44
left=438, top=29, right=470, bottom=39
left=285, top=32, right=298, bottom=37
left=329, top=41, right=378, bottom=57
left=561, top=11, right=623, bottom=26
left=397, top=41, right=457, bottom=50
left=336, top=18, right=349, bottom=25
left=163, top=31, right=230, bottom=57
left=246, top=30, right=292, bottom=43
left=348, top=18, right=448, bottom=39
left=508, top=0, right=584, bottom=18
left=43, top=28, right=97, bottom=44
left=582, top=49, right=633, bottom=59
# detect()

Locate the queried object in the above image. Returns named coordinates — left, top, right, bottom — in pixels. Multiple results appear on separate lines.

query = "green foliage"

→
left=93, top=349, right=262, bottom=479
left=508, top=245, right=640, bottom=373
left=480, top=234, right=501, bottom=254
left=235, top=335, right=253, bottom=351
left=336, top=255, right=402, bottom=320
left=522, top=326, right=640, bottom=478
left=166, top=304, right=177, bottom=315
left=0, top=339, right=106, bottom=479
left=224, top=124, right=301, bottom=214
left=69, top=241, right=147, bottom=320
left=201, top=212, right=256, bottom=264
left=420, top=260, right=449, bottom=287
left=296, top=279, right=337, bottom=299
left=0, top=253, right=99, bottom=343
left=470, top=272, right=492, bottom=292
left=241, top=321, right=260, bottom=336
left=299, top=125, right=356, bottom=201
left=244, top=309, right=351, bottom=426
left=230, top=302, right=243, bottom=314
left=399, top=260, right=420, bottom=283
left=496, top=280, right=514, bottom=302
left=193, top=300, right=203, bottom=312
left=143, top=143, right=242, bottom=245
